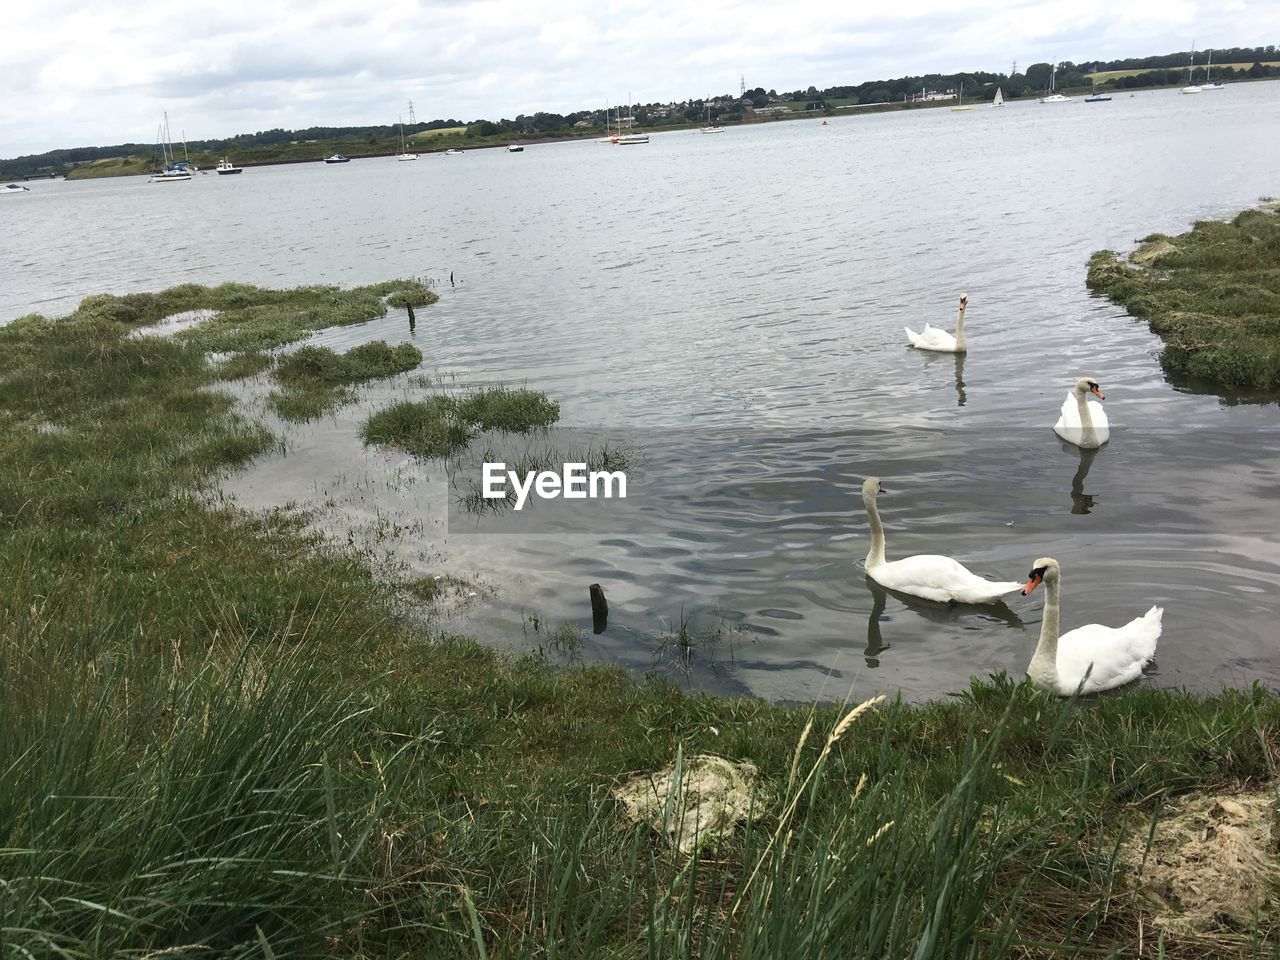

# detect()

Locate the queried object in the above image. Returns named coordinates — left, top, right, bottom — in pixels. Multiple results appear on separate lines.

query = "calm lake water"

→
left=4, top=84, right=1280, bottom=703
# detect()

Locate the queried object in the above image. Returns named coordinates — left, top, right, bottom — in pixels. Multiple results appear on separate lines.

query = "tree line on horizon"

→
left=3, top=45, right=1276, bottom=178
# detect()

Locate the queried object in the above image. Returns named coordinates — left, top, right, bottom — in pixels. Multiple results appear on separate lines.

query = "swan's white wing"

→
left=1087, top=399, right=1110, bottom=443
left=1055, top=606, right=1162, bottom=694
left=906, top=324, right=958, bottom=352
left=1053, top=391, right=1077, bottom=433
left=872, top=554, right=1020, bottom=604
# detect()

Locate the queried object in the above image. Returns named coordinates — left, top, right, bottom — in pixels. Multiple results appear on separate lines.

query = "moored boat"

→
left=950, top=80, right=976, bottom=111
left=506, top=143, right=524, bottom=152
left=149, top=113, right=194, bottom=182
left=1181, top=46, right=1202, bottom=93
left=215, top=158, right=242, bottom=175
left=699, top=101, right=724, bottom=133
left=1038, top=64, right=1072, bottom=103
left=324, top=155, right=350, bottom=164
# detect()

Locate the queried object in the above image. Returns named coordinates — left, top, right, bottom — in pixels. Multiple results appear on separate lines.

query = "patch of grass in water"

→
left=361, top=386, right=563, bottom=458
left=361, top=396, right=471, bottom=457
left=267, top=384, right=356, bottom=421
left=210, top=350, right=273, bottom=381
left=1088, top=205, right=1280, bottom=396
left=275, top=342, right=422, bottom=386
left=454, top=386, right=561, bottom=432
left=268, top=341, right=423, bottom=422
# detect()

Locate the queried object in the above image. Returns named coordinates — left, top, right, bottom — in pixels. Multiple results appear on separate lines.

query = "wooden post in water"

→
left=406, top=302, right=416, bottom=333
left=590, top=583, right=608, bottom=634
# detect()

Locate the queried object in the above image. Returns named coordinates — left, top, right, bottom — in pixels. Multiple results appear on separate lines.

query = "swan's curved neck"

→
left=953, top=304, right=966, bottom=351
left=864, top=490, right=886, bottom=569
left=1075, top=390, right=1097, bottom=446
left=1029, top=576, right=1061, bottom=687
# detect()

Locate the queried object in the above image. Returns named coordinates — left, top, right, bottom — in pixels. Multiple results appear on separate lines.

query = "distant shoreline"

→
left=38, top=73, right=1280, bottom=181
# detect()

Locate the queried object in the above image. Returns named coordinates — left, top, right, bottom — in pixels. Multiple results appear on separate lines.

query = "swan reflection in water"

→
left=863, top=577, right=1023, bottom=669
left=917, top=351, right=966, bottom=407
left=1063, top=443, right=1100, bottom=514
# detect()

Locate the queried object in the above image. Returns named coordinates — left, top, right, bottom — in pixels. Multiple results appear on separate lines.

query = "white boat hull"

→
left=1181, top=85, right=1202, bottom=94
left=149, top=173, right=192, bottom=182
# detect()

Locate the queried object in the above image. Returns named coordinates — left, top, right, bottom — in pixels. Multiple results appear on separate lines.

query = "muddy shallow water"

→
left=5, top=84, right=1280, bottom=702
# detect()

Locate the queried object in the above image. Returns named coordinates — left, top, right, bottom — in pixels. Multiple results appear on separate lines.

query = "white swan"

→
left=861, top=477, right=1021, bottom=604
left=905, top=293, right=968, bottom=353
left=1021, top=557, right=1162, bottom=695
left=1053, top=376, right=1109, bottom=448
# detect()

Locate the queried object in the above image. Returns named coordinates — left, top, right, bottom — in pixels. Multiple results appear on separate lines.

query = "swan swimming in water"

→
left=1054, top=376, right=1110, bottom=449
left=861, top=477, right=1021, bottom=604
left=905, top=293, right=968, bottom=353
left=1021, top=557, right=1162, bottom=695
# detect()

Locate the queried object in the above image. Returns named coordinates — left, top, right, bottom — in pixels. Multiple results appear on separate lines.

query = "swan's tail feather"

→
left=972, top=581, right=1023, bottom=602
left=1132, top=605, right=1163, bottom=663
left=904, top=326, right=922, bottom=348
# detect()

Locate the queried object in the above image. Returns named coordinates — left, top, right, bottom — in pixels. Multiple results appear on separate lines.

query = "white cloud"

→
left=1, top=0, right=1275, bottom=154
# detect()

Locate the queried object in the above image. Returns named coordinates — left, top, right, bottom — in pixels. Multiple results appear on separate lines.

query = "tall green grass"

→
left=0, top=623, right=415, bottom=956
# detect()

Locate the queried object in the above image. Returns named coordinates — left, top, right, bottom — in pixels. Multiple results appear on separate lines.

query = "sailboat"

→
left=149, top=112, right=192, bottom=183
left=950, top=80, right=976, bottom=111
left=1181, top=46, right=1202, bottom=94
left=1084, top=79, right=1112, bottom=102
left=1202, top=49, right=1225, bottom=90
left=614, top=91, right=649, bottom=144
left=992, top=86, right=1005, bottom=107
left=395, top=117, right=419, bottom=160
left=700, top=101, right=724, bottom=133
left=1039, top=64, right=1072, bottom=103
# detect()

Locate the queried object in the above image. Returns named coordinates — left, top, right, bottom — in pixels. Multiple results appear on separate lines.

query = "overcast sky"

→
left=2, top=0, right=1275, bottom=155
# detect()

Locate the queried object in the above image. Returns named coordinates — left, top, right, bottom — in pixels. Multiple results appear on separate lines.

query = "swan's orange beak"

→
left=1090, top=385, right=1105, bottom=400
left=1021, top=572, right=1042, bottom=596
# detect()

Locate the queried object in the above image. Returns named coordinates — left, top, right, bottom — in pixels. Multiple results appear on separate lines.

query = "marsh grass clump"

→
left=210, top=350, right=273, bottom=381
left=275, top=341, right=422, bottom=386
left=454, top=386, right=560, bottom=432
left=267, top=341, right=423, bottom=421
left=362, top=396, right=472, bottom=457
left=1088, top=206, right=1280, bottom=395
left=361, top=386, right=563, bottom=458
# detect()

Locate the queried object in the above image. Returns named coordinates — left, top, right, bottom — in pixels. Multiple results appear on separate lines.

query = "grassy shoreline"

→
left=1088, top=203, right=1280, bottom=397
left=2, top=280, right=1278, bottom=956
